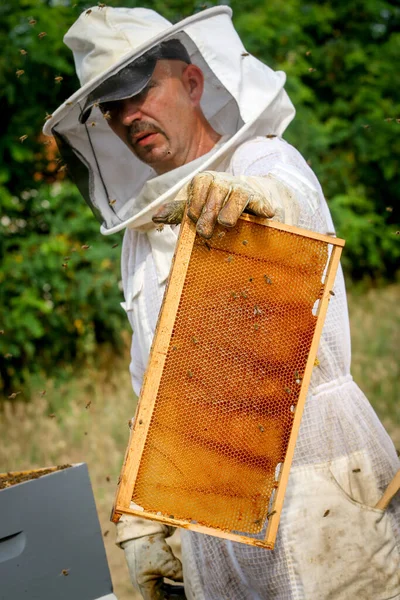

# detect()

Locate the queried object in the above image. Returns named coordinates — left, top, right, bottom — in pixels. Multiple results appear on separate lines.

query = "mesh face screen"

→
left=131, top=218, right=329, bottom=534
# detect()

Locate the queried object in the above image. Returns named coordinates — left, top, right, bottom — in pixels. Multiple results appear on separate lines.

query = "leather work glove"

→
left=117, top=514, right=183, bottom=600
left=152, top=171, right=298, bottom=238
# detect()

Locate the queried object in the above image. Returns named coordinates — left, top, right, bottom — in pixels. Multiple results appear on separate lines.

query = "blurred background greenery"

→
left=0, top=2, right=399, bottom=597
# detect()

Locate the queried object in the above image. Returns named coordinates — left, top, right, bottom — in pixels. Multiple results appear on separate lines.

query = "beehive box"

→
left=0, top=463, right=115, bottom=600
left=112, top=214, right=344, bottom=549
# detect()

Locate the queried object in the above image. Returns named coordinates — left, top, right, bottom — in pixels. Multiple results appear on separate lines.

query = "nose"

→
left=119, top=98, right=142, bottom=126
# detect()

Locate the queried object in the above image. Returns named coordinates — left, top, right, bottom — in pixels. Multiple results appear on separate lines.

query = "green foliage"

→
left=0, top=181, right=126, bottom=394
left=1, top=0, right=400, bottom=393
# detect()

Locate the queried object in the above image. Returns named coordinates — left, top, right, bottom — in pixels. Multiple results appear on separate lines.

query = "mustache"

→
left=128, top=122, right=165, bottom=138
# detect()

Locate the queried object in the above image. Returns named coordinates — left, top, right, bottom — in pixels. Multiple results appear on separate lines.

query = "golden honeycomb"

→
left=132, top=218, right=329, bottom=534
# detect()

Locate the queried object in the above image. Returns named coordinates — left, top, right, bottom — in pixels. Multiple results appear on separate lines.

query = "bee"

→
left=19, top=135, right=28, bottom=143
left=4, top=353, right=13, bottom=359
left=28, top=19, right=37, bottom=25
left=396, top=119, right=400, bottom=124
left=38, top=32, right=47, bottom=39
left=384, top=118, right=393, bottom=122
left=242, top=240, right=248, bottom=246
left=308, top=67, right=316, bottom=73
left=102, top=110, right=111, bottom=120
left=90, top=121, right=96, bottom=127
left=19, top=49, right=27, bottom=55
left=305, top=50, right=311, bottom=56
left=44, top=113, right=53, bottom=121
left=64, top=256, right=70, bottom=261
left=362, top=124, right=370, bottom=129
left=241, top=290, right=248, bottom=298
left=267, top=510, right=277, bottom=519
left=85, top=9, right=92, bottom=15
left=314, top=357, right=320, bottom=366
left=386, top=206, right=393, bottom=212
left=253, top=305, right=262, bottom=316
left=81, top=244, right=90, bottom=249
left=103, top=530, right=109, bottom=537
left=108, top=198, right=116, bottom=205
left=0, top=330, right=4, bottom=334
left=85, top=400, right=92, bottom=409
left=112, top=243, right=119, bottom=248
left=156, top=224, right=164, bottom=232
left=65, top=102, right=73, bottom=107
left=106, top=476, right=111, bottom=482
left=352, top=468, right=361, bottom=473
left=231, top=292, right=238, bottom=299
left=16, top=70, right=25, bottom=78
left=62, top=263, right=68, bottom=268
left=329, top=290, right=335, bottom=296
left=254, top=324, right=259, bottom=330
left=285, top=387, right=292, bottom=394
left=39, top=390, right=47, bottom=396
left=49, top=413, right=56, bottom=418
left=54, top=76, right=63, bottom=83
left=61, top=569, right=69, bottom=576
left=241, top=52, right=249, bottom=57
left=187, top=370, right=193, bottom=378
left=323, top=509, right=330, bottom=517
left=395, top=231, right=400, bottom=236
left=266, top=134, right=276, bottom=139
left=191, top=337, right=198, bottom=345
left=42, top=140, right=51, bottom=146
left=263, top=275, right=272, bottom=284
left=58, top=164, right=67, bottom=173
left=8, top=392, right=21, bottom=400
left=226, top=255, right=233, bottom=263
left=258, top=425, right=264, bottom=432
left=98, top=3, right=106, bottom=8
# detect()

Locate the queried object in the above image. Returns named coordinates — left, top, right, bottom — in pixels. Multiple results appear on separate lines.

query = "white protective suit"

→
left=43, top=6, right=400, bottom=599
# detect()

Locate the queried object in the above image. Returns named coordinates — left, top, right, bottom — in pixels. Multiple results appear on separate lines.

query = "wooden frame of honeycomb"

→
left=111, top=212, right=344, bottom=549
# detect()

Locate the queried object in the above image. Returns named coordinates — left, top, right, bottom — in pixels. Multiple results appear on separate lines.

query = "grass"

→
left=0, top=284, right=399, bottom=599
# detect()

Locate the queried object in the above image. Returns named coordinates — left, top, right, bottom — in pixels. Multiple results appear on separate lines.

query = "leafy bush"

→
left=0, top=182, right=127, bottom=395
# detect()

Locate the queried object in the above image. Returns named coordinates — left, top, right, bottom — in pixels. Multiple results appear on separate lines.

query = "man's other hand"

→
left=152, top=171, right=276, bottom=239
left=122, top=533, right=183, bottom=600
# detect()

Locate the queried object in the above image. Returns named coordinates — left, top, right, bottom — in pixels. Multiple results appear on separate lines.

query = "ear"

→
left=182, top=64, right=204, bottom=106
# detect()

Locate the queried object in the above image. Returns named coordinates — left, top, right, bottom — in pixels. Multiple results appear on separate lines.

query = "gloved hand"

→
left=152, top=171, right=297, bottom=238
left=122, top=534, right=183, bottom=600
left=116, top=514, right=183, bottom=600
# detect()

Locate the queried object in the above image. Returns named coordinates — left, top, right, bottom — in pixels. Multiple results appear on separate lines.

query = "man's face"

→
left=102, top=60, right=202, bottom=174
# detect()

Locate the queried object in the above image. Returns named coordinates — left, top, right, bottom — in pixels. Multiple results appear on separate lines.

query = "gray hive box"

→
left=0, top=463, right=117, bottom=600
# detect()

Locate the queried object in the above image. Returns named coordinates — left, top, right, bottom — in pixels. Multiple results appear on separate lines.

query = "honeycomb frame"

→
left=112, top=213, right=344, bottom=549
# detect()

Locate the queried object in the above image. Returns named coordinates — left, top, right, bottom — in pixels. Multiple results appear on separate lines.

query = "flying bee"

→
left=81, top=244, right=90, bottom=249
left=308, top=67, right=316, bottom=73
left=40, top=390, right=46, bottom=396
left=112, top=243, right=119, bottom=248
left=98, top=2, right=106, bottom=7
left=362, top=124, right=370, bottom=129
left=62, top=263, right=68, bottom=268
left=54, top=76, right=63, bottom=83
left=90, top=121, right=96, bottom=127
left=19, top=49, right=27, bottom=55
left=323, top=509, right=330, bottom=517
left=19, top=135, right=28, bottom=143
left=4, top=353, right=13, bottom=359
left=314, top=357, right=320, bottom=366
left=386, top=206, right=393, bottom=212
left=384, top=118, right=393, bottom=122
left=42, top=140, right=51, bottom=146
left=102, top=110, right=111, bottom=120
left=305, top=50, right=311, bottom=56
left=329, top=290, right=335, bottom=296
left=48, top=413, right=56, bottom=418
left=103, top=530, right=109, bottom=537
left=58, top=164, right=67, bottom=173
left=266, top=134, right=277, bottom=139
left=16, top=70, right=25, bottom=78
left=44, top=113, right=53, bottom=121
left=38, top=32, right=47, bottom=38
left=85, top=400, right=92, bottom=409
left=352, top=468, right=361, bottom=473
left=65, top=102, right=73, bottom=106
left=156, top=224, right=164, bottom=232
left=241, top=52, right=249, bottom=57
left=61, top=569, right=69, bottom=576
left=267, top=510, right=277, bottom=519
left=242, top=240, right=248, bottom=246
left=86, top=9, right=92, bottom=15
left=108, top=198, right=116, bottom=205
left=0, top=330, right=4, bottom=335
left=106, top=476, right=111, bottom=482
left=8, top=392, right=21, bottom=400
left=28, top=19, right=37, bottom=25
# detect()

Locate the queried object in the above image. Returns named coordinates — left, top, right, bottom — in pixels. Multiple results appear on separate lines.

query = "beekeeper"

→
left=44, top=6, right=400, bottom=600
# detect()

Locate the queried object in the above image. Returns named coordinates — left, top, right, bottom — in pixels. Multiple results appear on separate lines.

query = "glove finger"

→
left=152, top=199, right=186, bottom=225
left=160, top=555, right=184, bottom=583
left=217, top=184, right=251, bottom=227
left=196, top=180, right=231, bottom=238
left=140, top=578, right=166, bottom=600
left=246, top=192, right=275, bottom=218
left=187, top=172, right=215, bottom=222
